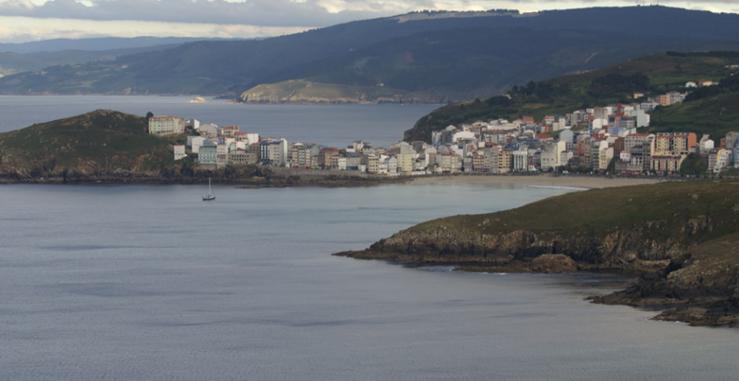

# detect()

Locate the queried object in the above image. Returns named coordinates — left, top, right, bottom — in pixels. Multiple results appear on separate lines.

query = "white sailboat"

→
left=202, top=178, right=216, bottom=201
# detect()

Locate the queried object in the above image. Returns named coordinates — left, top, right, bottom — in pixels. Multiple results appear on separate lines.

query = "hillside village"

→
left=156, top=80, right=738, bottom=178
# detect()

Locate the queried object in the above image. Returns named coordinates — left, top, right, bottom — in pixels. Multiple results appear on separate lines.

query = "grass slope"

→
left=0, top=110, right=175, bottom=177
left=651, top=81, right=739, bottom=137
left=406, top=181, right=739, bottom=243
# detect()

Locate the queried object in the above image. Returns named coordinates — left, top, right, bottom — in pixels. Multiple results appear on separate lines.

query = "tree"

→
left=679, top=153, right=708, bottom=177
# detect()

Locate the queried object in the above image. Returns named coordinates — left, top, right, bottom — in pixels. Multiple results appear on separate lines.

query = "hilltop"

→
left=3, top=7, right=739, bottom=99
left=0, top=110, right=176, bottom=179
left=337, top=181, right=739, bottom=327
left=407, top=51, right=739, bottom=141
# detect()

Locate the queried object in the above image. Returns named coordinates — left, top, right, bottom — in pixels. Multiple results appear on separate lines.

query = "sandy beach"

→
left=410, top=175, right=662, bottom=189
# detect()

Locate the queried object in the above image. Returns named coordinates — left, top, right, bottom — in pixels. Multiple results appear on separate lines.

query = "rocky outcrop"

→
left=336, top=181, right=739, bottom=327
left=591, top=231, right=739, bottom=326
left=531, top=254, right=578, bottom=273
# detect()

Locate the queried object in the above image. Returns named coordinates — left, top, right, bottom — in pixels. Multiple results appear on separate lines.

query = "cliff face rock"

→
left=337, top=181, right=739, bottom=327
left=531, top=254, right=578, bottom=273
left=358, top=218, right=709, bottom=273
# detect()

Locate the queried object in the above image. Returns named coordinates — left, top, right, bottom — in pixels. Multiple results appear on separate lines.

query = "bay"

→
left=1, top=96, right=737, bottom=380
left=0, top=183, right=737, bottom=380
left=0, top=95, right=439, bottom=147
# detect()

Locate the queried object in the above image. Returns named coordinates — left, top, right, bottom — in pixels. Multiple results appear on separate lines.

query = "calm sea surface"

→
left=1, top=183, right=738, bottom=381
left=1, top=97, right=738, bottom=380
left=0, top=95, right=438, bottom=147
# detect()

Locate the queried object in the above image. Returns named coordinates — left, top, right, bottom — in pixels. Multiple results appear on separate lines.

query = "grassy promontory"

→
left=0, top=110, right=402, bottom=187
left=240, top=80, right=444, bottom=104
left=0, top=110, right=175, bottom=180
left=337, top=181, right=739, bottom=327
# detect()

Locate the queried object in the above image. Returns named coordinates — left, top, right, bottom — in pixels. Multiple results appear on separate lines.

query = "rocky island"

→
left=336, top=181, right=739, bottom=327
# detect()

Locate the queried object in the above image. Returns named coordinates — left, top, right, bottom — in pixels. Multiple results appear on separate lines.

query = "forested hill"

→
left=3, top=6, right=739, bottom=99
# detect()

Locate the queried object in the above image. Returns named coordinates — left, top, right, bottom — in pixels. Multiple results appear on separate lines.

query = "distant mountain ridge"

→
left=3, top=6, right=739, bottom=98
left=0, top=37, right=212, bottom=78
left=0, top=37, right=209, bottom=53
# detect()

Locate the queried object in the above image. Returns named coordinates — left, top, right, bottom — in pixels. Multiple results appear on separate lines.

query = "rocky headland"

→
left=336, top=181, right=739, bottom=327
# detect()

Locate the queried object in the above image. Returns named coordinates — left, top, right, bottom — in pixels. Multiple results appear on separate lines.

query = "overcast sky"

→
left=1, top=0, right=738, bottom=42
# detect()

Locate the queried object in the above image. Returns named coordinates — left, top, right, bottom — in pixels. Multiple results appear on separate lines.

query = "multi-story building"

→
left=197, top=141, right=217, bottom=166
left=397, top=142, right=415, bottom=175
left=497, top=149, right=512, bottom=174
left=672, top=132, right=698, bottom=154
left=364, top=153, right=379, bottom=174
left=260, top=138, right=288, bottom=166
left=591, top=141, right=613, bottom=171
left=651, top=155, right=684, bottom=174
left=471, top=152, right=488, bottom=172
left=653, top=133, right=672, bottom=155
left=216, top=144, right=229, bottom=168
left=387, top=156, right=398, bottom=176
left=319, top=148, right=340, bottom=169
left=220, top=125, right=240, bottom=138
left=708, top=149, right=732, bottom=174
left=148, top=116, right=185, bottom=136
left=624, top=134, right=650, bottom=154
left=344, top=152, right=363, bottom=171
left=540, top=140, right=566, bottom=171
left=173, top=145, right=187, bottom=161
left=289, top=143, right=309, bottom=168
left=228, top=150, right=250, bottom=166
left=188, top=136, right=206, bottom=154
left=652, top=132, right=696, bottom=156
left=437, top=153, right=461, bottom=174
left=512, top=150, right=529, bottom=172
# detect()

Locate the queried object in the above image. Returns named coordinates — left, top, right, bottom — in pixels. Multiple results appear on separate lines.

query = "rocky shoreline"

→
left=335, top=181, right=739, bottom=327
left=0, top=172, right=408, bottom=187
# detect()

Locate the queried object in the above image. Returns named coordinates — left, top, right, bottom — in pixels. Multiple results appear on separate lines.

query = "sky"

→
left=1, top=0, right=739, bottom=42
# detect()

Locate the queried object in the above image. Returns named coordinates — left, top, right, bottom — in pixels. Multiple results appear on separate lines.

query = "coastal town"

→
left=153, top=81, right=739, bottom=178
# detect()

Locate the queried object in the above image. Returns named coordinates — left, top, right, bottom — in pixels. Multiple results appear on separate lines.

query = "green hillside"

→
left=650, top=71, right=739, bottom=137
left=0, top=110, right=176, bottom=178
left=407, top=52, right=739, bottom=141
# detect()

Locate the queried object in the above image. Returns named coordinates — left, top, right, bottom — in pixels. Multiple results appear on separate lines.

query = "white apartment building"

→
left=148, top=116, right=185, bottom=136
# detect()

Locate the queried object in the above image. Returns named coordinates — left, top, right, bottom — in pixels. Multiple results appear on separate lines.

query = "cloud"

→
left=0, top=15, right=308, bottom=42
left=0, top=0, right=394, bottom=27
left=1, top=1, right=738, bottom=27
left=0, top=0, right=738, bottom=42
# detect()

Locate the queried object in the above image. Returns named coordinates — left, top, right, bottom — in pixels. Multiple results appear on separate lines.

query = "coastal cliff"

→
left=337, top=181, right=739, bottom=326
